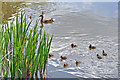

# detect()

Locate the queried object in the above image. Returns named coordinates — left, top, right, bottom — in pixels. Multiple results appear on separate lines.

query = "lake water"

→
left=2, top=2, right=118, bottom=78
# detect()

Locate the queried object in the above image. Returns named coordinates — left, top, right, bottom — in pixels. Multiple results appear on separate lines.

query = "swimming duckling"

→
left=49, top=54, right=54, bottom=58
left=103, top=50, right=107, bottom=56
left=64, top=63, right=69, bottom=68
left=61, top=59, right=63, bottom=61
left=71, top=43, right=77, bottom=48
left=97, top=54, right=102, bottom=59
left=89, top=44, right=96, bottom=50
left=61, top=56, right=67, bottom=60
left=39, top=11, right=55, bottom=24
left=76, top=61, right=81, bottom=66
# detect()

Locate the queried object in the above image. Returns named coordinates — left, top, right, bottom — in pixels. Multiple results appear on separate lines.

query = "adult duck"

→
left=39, top=11, right=55, bottom=24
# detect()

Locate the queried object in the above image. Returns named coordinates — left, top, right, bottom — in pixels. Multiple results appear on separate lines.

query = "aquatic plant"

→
left=0, top=11, right=53, bottom=79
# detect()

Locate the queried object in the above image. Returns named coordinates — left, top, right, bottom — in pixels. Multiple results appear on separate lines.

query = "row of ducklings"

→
left=49, top=54, right=81, bottom=68
left=89, top=44, right=107, bottom=59
left=49, top=43, right=108, bottom=68
left=48, top=43, right=80, bottom=68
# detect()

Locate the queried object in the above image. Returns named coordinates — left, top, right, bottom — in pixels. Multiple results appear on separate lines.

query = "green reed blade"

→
left=0, top=11, right=53, bottom=78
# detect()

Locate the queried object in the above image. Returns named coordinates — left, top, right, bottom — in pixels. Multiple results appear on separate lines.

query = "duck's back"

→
left=43, top=18, right=54, bottom=22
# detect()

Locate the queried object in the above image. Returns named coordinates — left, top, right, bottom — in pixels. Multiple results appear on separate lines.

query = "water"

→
left=2, top=2, right=118, bottom=78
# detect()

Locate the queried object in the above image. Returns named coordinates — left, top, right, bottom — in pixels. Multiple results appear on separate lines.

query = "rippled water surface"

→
left=2, top=2, right=118, bottom=78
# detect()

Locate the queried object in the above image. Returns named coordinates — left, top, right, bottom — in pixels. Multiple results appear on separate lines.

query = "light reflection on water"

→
left=2, top=2, right=118, bottom=78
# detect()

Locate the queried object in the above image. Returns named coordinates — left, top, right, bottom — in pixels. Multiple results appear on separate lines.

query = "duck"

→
left=29, top=16, right=32, bottom=19
left=25, top=37, right=29, bottom=41
left=89, top=44, right=96, bottom=50
left=102, top=50, right=107, bottom=56
left=39, top=11, right=55, bottom=24
left=71, top=43, right=77, bottom=48
left=61, top=56, right=67, bottom=60
left=76, top=61, right=81, bottom=66
left=49, top=54, right=54, bottom=58
left=64, top=63, right=69, bottom=68
left=97, top=54, right=102, bottom=59
left=9, top=47, right=12, bottom=52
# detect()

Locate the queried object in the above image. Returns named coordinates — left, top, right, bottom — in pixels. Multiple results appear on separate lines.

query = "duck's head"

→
left=60, top=56, right=62, bottom=58
left=42, top=11, right=44, bottom=15
left=89, top=44, right=92, bottom=48
left=97, top=54, right=99, bottom=56
left=71, top=43, right=74, bottom=46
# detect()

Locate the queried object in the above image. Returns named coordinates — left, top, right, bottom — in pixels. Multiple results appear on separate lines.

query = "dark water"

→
left=2, top=2, right=118, bottom=78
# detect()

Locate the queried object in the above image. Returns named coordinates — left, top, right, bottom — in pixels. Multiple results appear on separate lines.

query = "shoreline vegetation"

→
left=0, top=11, right=53, bottom=79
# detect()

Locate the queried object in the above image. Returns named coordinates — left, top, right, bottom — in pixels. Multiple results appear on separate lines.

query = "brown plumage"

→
left=89, top=44, right=96, bottom=50
left=25, top=37, right=29, bottom=41
left=76, top=61, right=81, bottom=66
left=103, top=50, right=107, bottom=56
left=49, top=54, right=54, bottom=58
left=39, top=11, right=55, bottom=24
left=71, top=43, right=77, bottom=48
left=29, top=16, right=32, bottom=19
left=97, top=54, right=102, bottom=59
left=64, top=63, right=69, bottom=68
left=61, top=59, right=63, bottom=61
left=9, top=47, right=12, bottom=52
left=61, top=56, right=67, bottom=60
left=36, top=40, right=38, bottom=43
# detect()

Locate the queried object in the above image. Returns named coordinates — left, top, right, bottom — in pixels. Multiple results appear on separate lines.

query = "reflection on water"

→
left=2, top=2, right=24, bottom=22
left=2, top=2, right=118, bottom=78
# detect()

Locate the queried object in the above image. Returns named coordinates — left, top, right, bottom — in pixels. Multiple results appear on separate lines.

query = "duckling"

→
left=25, top=37, right=29, bottom=41
left=89, top=44, right=96, bottom=50
left=9, top=47, right=12, bottom=52
left=39, top=11, right=55, bottom=24
left=71, top=43, right=77, bottom=48
left=103, top=50, right=107, bottom=56
left=36, top=40, right=38, bottom=43
left=49, top=54, right=54, bottom=58
left=61, top=59, right=63, bottom=61
left=61, top=56, right=67, bottom=60
left=76, top=61, right=81, bottom=66
left=97, top=54, right=102, bottom=59
left=64, top=63, right=69, bottom=68
left=29, top=16, right=32, bottom=19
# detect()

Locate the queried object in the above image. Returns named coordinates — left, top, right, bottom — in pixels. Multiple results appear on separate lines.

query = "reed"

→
left=0, top=11, right=53, bottom=79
